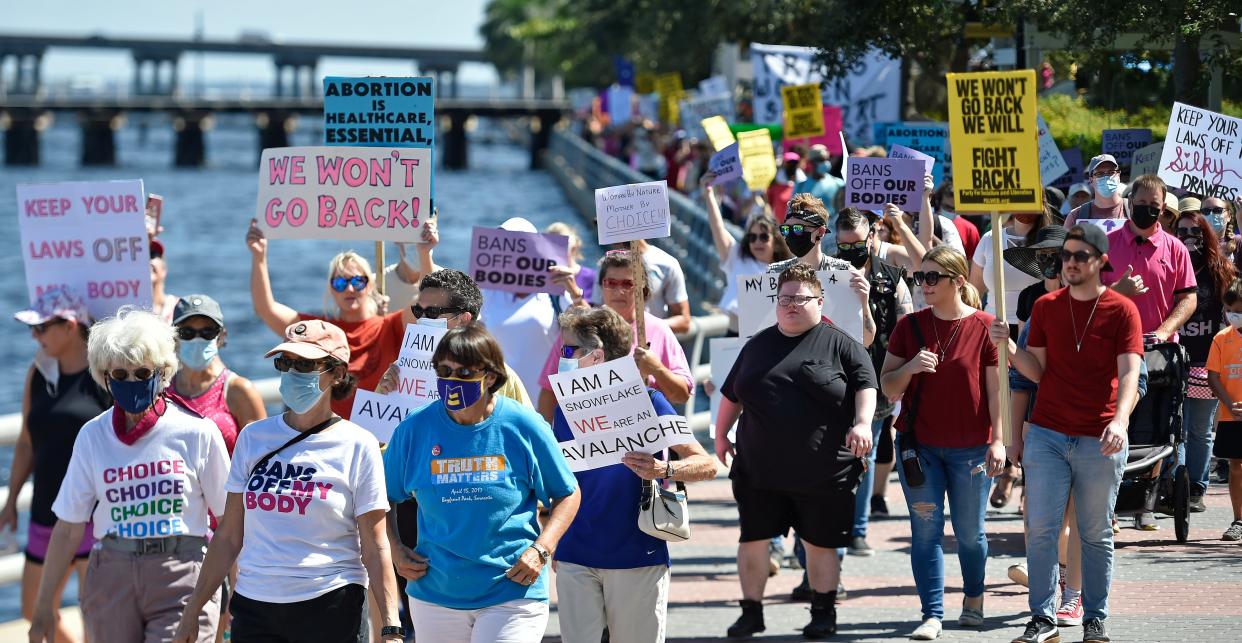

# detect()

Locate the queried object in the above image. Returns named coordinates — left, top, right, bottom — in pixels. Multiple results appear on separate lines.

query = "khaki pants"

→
left=81, top=545, right=219, bottom=642
left=554, top=562, right=669, bottom=643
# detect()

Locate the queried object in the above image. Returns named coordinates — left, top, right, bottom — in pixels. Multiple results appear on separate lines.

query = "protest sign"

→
left=635, top=93, right=660, bottom=123
left=655, top=72, right=684, bottom=124
left=708, top=143, right=743, bottom=185
left=701, top=115, right=736, bottom=151
left=1078, top=218, right=1126, bottom=234
left=349, top=322, right=445, bottom=442
left=780, top=106, right=844, bottom=157
left=781, top=83, right=826, bottom=139
left=1037, top=113, right=1069, bottom=186
left=468, top=226, right=569, bottom=294
left=1131, top=141, right=1164, bottom=178
left=884, top=122, right=950, bottom=185
left=700, top=75, right=729, bottom=97
left=568, top=88, right=596, bottom=117
left=606, top=84, right=634, bottom=124
left=1158, top=103, right=1242, bottom=201
left=708, top=337, right=745, bottom=442
left=680, top=93, right=735, bottom=141
left=844, top=157, right=924, bottom=210
left=1050, top=147, right=1084, bottom=192
left=738, top=129, right=778, bottom=192
left=946, top=70, right=1042, bottom=213
left=735, top=270, right=864, bottom=343
left=322, top=77, right=434, bottom=147
left=549, top=358, right=696, bottom=472
left=1102, top=128, right=1153, bottom=169
left=614, top=57, right=635, bottom=87
left=889, top=144, right=935, bottom=178
left=634, top=73, right=656, bottom=95
left=17, top=179, right=153, bottom=320
left=594, top=180, right=671, bottom=245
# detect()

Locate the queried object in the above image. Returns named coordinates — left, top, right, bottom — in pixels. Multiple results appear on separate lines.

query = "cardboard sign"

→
left=1131, top=141, right=1164, bottom=178
left=256, top=146, right=431, bottom=242
left=736, top=270, right=864, bottom=343
left=17, top=180, right=154, bottom=320
left=946, top=70, right=1042, bottom=213
left=884, top=122, right=950, bottom=186
left=594, top=180, right=671, bottom=245
left=680, top=93, right=735, bottom=141
left=1037, top=113, right=1069, bottom=186
left=322, top=77, right=434, bottom=147
left=1050, top=147, right=1084, bottom=192
left=844, top=157, right=925, bottom=210
left=699, top=75, right=730, bottom=97
left=549, top=358, right=696, bottom=472
left=606, top=84, right=634, bottom=124
left=701, top=115, right=736, bottom=151
left=709, top=143, right=743, bottom=185
left=1158, top=103, right=1242, bottom=201
left=781, top=106, right=845, bottom=157
left=468, top=227, right=570, bottom=294
left=1102, top=128, right=1153, bottom=168
left=708, top=337, right=745, bottom=442
left=889, top=144, right=935, bottom=177
left=349, top=323, right=446, bottom=442
left=1078, top=218, right=1126, bottom=234
left=781, top=83, right=826, bottom=139
left=738, top=129, right=778, bottom=192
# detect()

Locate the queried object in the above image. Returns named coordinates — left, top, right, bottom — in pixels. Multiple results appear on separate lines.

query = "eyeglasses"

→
left=273, top=355, right=329, bottom=374
left=1059, top=250, right=1099, bottom=264
left=912, top=271, right=955, bottom=286
left=779, top=224, right=807, bottom=237
left=1203, top=207, right=1226, bottom=216
left=837, top=241, right=868, bottom=252
left=602, top=278, right=636, bottom=292
left=31, top=318, right=67, bottom=334
left=410, top=304, right=464, bottom=320
left=745, top=232, right=771, bottom=244
left=433, top=364, right=487, bottom=379
left=776, top=294, right=817, bottom=307
left=1089, top=169, right=1118, bottom=179
left=330, top=275, right=369, bottom=293
left=176, top=325, right=221, bottom=341
left=109, top=367, right=155, bottom=382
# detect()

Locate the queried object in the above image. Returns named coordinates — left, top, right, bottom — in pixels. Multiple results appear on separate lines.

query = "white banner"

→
left=735, top=270, right=864, bottom=343
left=1158, top=102, right=1242, bottom=201
left=349, top=323, right=445, bottom=442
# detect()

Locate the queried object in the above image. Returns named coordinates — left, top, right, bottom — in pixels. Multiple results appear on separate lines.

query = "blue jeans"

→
left=852, top=417, right=886, bottom=538
left=1168, top=397, right=1217, bottom=496
left=1024, top=423, right=1125, bottom=621
left=896, top=443, right=991, bottom=620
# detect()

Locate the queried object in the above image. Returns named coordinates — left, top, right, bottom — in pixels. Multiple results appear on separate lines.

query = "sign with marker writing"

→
left=322, top=77, right=434, bottom=148
left=349, top=323, right=445, bottom=442
left=885, top=122, right=950, bottom=186
left=844, top=157, right=924, bottom=210
left=1131, top=142, right=1164, bottom=179
left=1158, top=103, right=1242, bottom=201
left=17, top=179, right=153, bottom=320
left=738, top=129, right=778, bottom=192
left=781, top=83, right=826, bottom=139
left=550, top=358, right=696, bottom=472
left=946, top=70, right=1042, bottom=212
left=468, top=226, right=569, bottom=294
left=594, top=180, right=671, bottom=245
left=701, top=115, right=736, bottom=151
left=255, top=146, right=431, bottom=242
left=1101, top=128, right=1153, bottom=169
left=736, top=270, right=864, bottom=343
left=709, top=143, right=743, bottom=185
left=1037, top=113, right=1069, bottom=186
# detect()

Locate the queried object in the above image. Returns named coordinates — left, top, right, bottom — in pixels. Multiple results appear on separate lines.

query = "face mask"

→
left=177, top=338, right=218, bottom=371
left=110, top=375, right=161, bottom=414
left=1130, top=204, right=1161, bottom=230
left=1036, top=253, right=1062, bottom=280
left=815, top=161, right=830, bottom=175
left=939, top=208, right=957, bottom=219
left=279, top=370, right=326, bottom=414
left=837, top=246, right=868, bottom=269
left=557, top=357, right=579, bottom=373
left=1095, top=175, right=1120, bottom=198
left=438, top=376, right=485, bottom=411
left=417, top=316, right=450, bottom=329
left=1228, top=312, right=1242, bottom=331
left=1207, top=212, right=1227, bottom=236
left=784, top=230, right=819, bottom=258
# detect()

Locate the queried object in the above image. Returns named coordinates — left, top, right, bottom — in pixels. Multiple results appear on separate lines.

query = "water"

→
left=0, top=115, right=594, bottom=621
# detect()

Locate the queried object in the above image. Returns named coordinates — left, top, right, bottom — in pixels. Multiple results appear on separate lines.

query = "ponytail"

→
left=959, top=281, right=982, bottom=310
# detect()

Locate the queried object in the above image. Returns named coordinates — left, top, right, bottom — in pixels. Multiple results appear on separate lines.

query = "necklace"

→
left=1069, top=290, right=1104, bottom=352
left=930, top=312, right=965, bottom=362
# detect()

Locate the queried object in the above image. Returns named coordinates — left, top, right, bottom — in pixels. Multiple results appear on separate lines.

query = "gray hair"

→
left=87, top=307, right=177, bottom=391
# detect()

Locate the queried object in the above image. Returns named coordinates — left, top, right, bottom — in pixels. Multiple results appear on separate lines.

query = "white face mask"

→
left=1228, top=312, right=1242, bottom=331
left=417, top=316, right=449, bottom=329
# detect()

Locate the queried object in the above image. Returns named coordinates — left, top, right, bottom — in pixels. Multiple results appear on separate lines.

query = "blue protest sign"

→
left=323, top=77, right=435, bottom=148
left=884, top=122, right=950, bottom=186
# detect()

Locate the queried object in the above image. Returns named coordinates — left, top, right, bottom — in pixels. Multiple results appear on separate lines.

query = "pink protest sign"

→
left=255, top=146, right=432, bottom=242
left=468, top=226, right=570, bottom=294
left=782, top=106, right=844, bottom=156
left=844, top=157, right=925, bottom=210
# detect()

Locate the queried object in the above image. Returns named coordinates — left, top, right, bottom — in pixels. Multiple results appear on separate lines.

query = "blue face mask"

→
left=1094, top=175, right=1120, bottom=198
left=557, top=357, right=579, bottom=373
left=279, top=370, right=326, bottom=414
left=815, top=161, right=831, bottom=176
left=177, top=338, right=218, bottom=371
left=438, top=376, right=485, bottom=411
left=110, top=376, right=161, bottom=414
left=1207, top=212, right=1227, bottom=236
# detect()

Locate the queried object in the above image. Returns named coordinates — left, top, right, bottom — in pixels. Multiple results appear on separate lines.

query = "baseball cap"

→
left=1085, top=154, right=1118, bottom=176
left=1179, top=196, right=1202, bottom=213
left=172, top=294, right=224, bottom=327
left=499, top=217, right=537, bottom=234
left=1068, top=182, right=1091, bottom=198
left=1003, top=226, right=1068, bottom=280
left=807, top=144, right=830, bottom=162
left=265, top=320, right=350, bottom=363
left=782, top=151, right=801, bottom=162
left=14, top=286, right=92, bottom=326
left=1066, top=224, right=1114, bottom=272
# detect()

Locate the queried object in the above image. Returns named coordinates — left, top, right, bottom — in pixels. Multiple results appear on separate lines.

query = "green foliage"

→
left=1038, top=93, right=1242, bottom=158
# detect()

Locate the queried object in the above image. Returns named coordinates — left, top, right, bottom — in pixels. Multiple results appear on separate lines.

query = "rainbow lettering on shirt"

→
left=244, top=458, right=333, bottom=515
left=430, top=456, right=506, bottom=484
left=102, top=458, right=189, bottom=538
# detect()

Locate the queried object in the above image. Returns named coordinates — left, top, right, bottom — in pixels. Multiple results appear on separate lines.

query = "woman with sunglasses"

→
left=383, top=323, right=580, bottom=642
left=248, top=219, right=417, bottom=418
left=29, top=308, right=230, bottom=643
left=880, top=246, right=1004, bottom=640
left=172, top=320, right=402, bottom=643
left=5, top=288, right=107, bottom=643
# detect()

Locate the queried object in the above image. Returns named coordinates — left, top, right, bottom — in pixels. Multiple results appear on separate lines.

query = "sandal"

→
left=990, top=464, right=1021, bottom=508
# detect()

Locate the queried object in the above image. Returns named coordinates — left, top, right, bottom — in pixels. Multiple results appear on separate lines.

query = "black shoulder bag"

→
left=249, top=415, right=342, bottom=477
left=898, top=318, right=927, bottom=487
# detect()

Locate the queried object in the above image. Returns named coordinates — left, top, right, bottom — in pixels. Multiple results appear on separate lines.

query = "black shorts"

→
left=231, top=583, right=367, bottom=643
left=732, top=478, right=854, bottom=549
left=1215, top=421, right=1242, bottom=459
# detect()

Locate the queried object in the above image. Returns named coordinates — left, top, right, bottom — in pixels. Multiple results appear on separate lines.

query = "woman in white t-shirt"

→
left=29, top=308, right=230, bottom=643
left=174, top=320, right=403, bottom=643
left=969, top=208, right=1053, bottom=329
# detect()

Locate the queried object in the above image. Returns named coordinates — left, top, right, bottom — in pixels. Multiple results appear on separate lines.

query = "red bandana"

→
left=111, top=396, right=167, bottom=446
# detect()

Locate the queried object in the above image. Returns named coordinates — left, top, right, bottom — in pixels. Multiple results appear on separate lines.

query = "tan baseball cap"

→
left=264, top=320, right=350, bottom=363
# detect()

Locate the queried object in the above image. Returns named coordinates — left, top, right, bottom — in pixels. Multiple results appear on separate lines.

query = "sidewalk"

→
left=544, top=473, right=1242, bottom=642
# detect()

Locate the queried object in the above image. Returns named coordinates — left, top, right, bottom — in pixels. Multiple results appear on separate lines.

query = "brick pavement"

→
left=543, top=472, right=1242, bottom=642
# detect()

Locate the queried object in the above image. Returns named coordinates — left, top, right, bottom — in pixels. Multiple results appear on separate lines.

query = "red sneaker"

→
left=1056, top=593, right=1083, bottom=627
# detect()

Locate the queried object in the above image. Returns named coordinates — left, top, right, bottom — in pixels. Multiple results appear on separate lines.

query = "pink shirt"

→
left=1100, top=223, right=1197, bottom=337
left=538, top=311, right=694, bottom=396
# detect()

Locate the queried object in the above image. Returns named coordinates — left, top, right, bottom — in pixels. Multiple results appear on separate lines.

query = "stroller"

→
left=1113, top=342, right=1191, bottom=543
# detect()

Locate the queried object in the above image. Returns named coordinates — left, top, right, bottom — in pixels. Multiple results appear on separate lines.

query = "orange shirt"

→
left=1206, top=326, right=1242, bottom=421
left=299, top=311, right=406, bottom=418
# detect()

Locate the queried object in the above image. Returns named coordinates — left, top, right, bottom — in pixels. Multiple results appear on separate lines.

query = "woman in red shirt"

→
left=879, top=245, right=1004, bottom=640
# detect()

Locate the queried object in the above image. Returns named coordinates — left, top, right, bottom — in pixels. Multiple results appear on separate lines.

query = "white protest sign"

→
left=348, top=390, right=422, bottom=444
left=709, top=143, right=743, bottom=185
left=17, top=180, right=153, bottom=320
left=349, top=323, right=445, bottom=442
left=1037, top=113, right=1069, bottom=186
left=699, top=75, right=730, bottom=98
left=607, top=84, right=634, bottom=124
left=708, top=337, right=745, bottom=442
left=1131, top=141, right=1164, bottom=178
left=1077, top=218, right=1126, bottom=234
left=889, top=144, right=935, bottom=177
left=680, top=93, right=735, bottom=141
left=1158, top=102, right=1242, bottom=201
left=549, top=358, right=696, bottom=472
left=468, top=227, right=569, bottom=295
left=594, top=180, right=671, bottom=245
left=735, top=270, right=864, bottom=344
left=256, top=146, right=431, bottom=242
left=636, top=93, right=660, bottom=122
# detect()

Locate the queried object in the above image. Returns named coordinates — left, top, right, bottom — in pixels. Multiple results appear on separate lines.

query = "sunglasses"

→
left=1203, top=207, right=1226, bottom=216
left=912, top=271, right=956, bottom=286
left=602, top=278, right=636, bottom=292
left=410, top=304, right=464, bottom=320
left=837, top=241, right=868, bottom=252
left=330, top=275, right=369, bottom=293
left=31, top=318, right=68, bottom=334
left=561, top=344, right=584, bottom=359
left=745, top=232, right=772, bottom=244
left=433, top=364, right=487, bottom=379
left=779, top=224, right=808, bottom=237
left=1176, top=227, right=1204, bottom=239
left=776, top=294, right=817, bottom=307
left=109, top=367, right=155, bottom=382
left=1059, top=249, right=1099, bottom=264
left=273, top=355, right=330, bottom=374
left=176, top=325, right=221, bottom=341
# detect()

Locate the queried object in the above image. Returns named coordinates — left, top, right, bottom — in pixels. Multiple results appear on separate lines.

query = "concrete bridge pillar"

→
left=80, top=111, right=120, bottom=166
left=529, top=112, right=560, bottom=169
left=442, top=112, right=468, bottom=170
left=3, top=108, right=45, bottom=165
left=256, top=111, right=293, bottom=156
left=174, top=112, right=209, bottom=167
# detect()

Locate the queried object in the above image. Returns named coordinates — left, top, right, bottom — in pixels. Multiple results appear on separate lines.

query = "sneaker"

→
left=791, top=577, right=812, bottom=602
left=1010, top=616, right=1061, bottom=643
left=911, top=618, right=942, bottom=640
left=727, top=600, right=765, bottom=638
left=959, top=596, right=984, bottom=627
left=1137, top=512, right=1159, bottom=530
left=1055, top=593, right=1083, bottom=626
left=871, top=495, right=889, bottom=517
left=1223, top=520, right=1242, bottom=541
left=1007, top=563, right=1029, bottom=587
left=848, top=535, right=874, bottom=556
left=801, top=592, right=837, bottom=639
left=837, top=581, right=847, bottom=602
left=1082, top=617, right=1110, bottom=642
left=1189, top=494, right=1207, bottom=513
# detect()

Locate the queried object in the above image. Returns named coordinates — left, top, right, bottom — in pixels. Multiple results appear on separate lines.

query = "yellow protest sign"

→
left=701, top=116, right=736, bottom=151
left=634, top=73, right=656, bottom=95
left=781, top=83, right=825, bottom=139
left=654, top=73, right=684, bottom=125
left=738, top=129, right=777, bottom=191
left=654, top=72, right=683, bottom=98
left=946, top=70, right=1042, bottom=213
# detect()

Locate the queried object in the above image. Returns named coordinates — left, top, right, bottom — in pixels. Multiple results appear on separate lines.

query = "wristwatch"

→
left=530, top=542, right=551, bottom=563
left=664, top=460, right=675, bottom=479
left=380, top=625, right=405, bottom=639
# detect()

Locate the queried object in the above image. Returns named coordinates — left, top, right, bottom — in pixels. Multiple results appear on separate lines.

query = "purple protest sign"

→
left=709, top=143, right=743, bottom=185
left=889, top=144, right=934, bottom=177
left=844, top=157, right=925, bottom=211
left=468, top=226, right=570, bottom=295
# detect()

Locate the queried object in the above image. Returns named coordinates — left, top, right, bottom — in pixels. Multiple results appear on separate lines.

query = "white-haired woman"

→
left=247, top=219, right=418, bottom=418
left=28, top=308, right=230, bottom=643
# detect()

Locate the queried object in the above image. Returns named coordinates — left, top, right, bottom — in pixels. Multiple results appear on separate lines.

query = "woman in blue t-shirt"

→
left=551, top=306, right=717, bottom=643
left=383, top=323, right=580, bottom=642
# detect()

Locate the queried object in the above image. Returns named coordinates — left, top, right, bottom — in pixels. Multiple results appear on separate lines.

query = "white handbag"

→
left=638, top=478, right=690, bottom=542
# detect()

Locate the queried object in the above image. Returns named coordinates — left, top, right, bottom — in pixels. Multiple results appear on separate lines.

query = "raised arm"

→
left=700, top=172, right=736, bottom=264
left=881, top=203, right=927, bottom=272
left=247, top=218, right=300, bottom=334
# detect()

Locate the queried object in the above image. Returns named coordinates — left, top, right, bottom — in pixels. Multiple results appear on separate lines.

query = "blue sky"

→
left=5, top=1, right=496, bottom=89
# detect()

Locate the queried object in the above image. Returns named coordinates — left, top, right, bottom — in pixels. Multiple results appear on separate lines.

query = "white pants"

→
left=408, top=596, right=549, bottom=643
left=554, top=562, right=670, bottom=643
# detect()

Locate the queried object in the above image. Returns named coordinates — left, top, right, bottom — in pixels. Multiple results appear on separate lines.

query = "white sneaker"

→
left=910, top=618, right=942, bottom=640
left=1007, top=563, right=1029, bottom=587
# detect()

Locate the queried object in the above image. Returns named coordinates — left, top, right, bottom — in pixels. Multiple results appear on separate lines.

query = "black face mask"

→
left=1130, top=204, right=1161, bottom=230
left=784, top=230, right=819, bottom=258
left=1036, top=253, right=1062, bottom=280
left=838, top=246, right=869, bottom=269
left=1188, top=246, right=1206, bottom=268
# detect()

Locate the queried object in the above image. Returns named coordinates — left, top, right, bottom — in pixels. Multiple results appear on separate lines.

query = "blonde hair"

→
left=324, top=250, right=378, bottom=317
left=87, top=307, right=177, bottom=391
left=923, top=245, right=981, bottom=309
left=545, top=222, right=584, bottom=263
